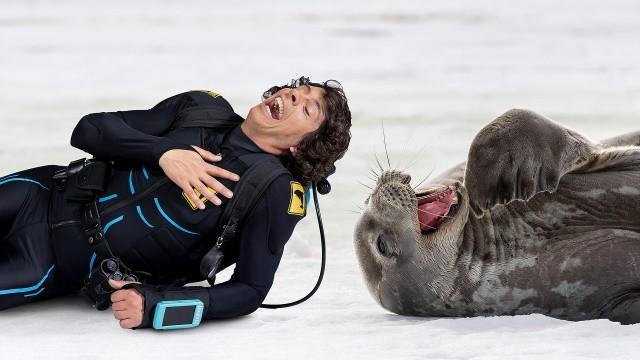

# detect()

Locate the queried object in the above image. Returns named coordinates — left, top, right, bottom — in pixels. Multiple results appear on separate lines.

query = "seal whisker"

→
left=345, top=209, right=363, bottom=215
left=354, top=112, right=640, bottom=324
left=350, top=202, right=365, bottom=213
left=399, top=142, right=431, bottom=173
left=415, top=207, right=455, bottom=219
left=358, top=181, right=374, bottom=190
left=382, top=122, right=392, bottom=169
left=395, top=207, right=439, bottom=230
left=368, top=167, right=380, bottom=179
left=412, top=169, right=435, bottom=190
left=366, top=169, right=379, bottom=181
left=418, top=222, right=436, bottom=230
left=414, top=184, right=451, bottom=197
left=374, top=155, right=385, bottom=173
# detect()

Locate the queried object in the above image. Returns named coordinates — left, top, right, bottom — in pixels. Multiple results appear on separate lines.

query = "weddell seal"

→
left=354, top=109, right=640, bottom=324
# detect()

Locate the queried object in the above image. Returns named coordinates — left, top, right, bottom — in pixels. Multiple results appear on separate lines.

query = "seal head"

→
left=354, top=169, right=470, bottom=316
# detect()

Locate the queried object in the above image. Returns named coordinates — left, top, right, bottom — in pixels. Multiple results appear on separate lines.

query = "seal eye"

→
left=376, top=234, right=394, bottom=258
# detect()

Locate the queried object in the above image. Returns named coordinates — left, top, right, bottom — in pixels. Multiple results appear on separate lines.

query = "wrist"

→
left=153, top=141, right=194, bottom=167
left=121, top=283, right=211, bottom=329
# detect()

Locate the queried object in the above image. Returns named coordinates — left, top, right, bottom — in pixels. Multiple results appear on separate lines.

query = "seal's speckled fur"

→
left=355, top=109, right=640, bottom=324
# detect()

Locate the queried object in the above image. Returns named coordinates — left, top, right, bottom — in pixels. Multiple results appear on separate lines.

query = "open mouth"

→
left=266, top=96, right=284, bottom=120
left=415, top=186, right=460, bottom=233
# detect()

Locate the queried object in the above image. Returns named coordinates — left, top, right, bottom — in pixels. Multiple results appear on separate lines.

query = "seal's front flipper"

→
left=463, top=109, right=596, bottom=217
left=599, top=130, right=640, bottom=148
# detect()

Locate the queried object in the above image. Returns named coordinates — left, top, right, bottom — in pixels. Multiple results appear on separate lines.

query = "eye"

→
left=304, top=106, right=309, bottom=117
left=376, top=234, right=394, bottom=258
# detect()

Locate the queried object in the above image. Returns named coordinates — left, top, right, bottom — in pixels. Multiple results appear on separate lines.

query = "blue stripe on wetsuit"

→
left=136, top=205, right=154, bottom=228
left=153, top=197, right=199, bottom=235
left=24, top=288, right=46, bottom=297
left=129, top=169, right=135, bottom=195
left=98, top=194, right=119, bottom=203
left=103, top=215, right=124, bottom=234
left=142, top=166, right=149, bottom=180
left=88, top=252, right=97, bottom=278
left=0, top=177, right=48, bottom=190
left=0, top=174, right=19, bottom=182
left=0, top=265, right=55, bottom=296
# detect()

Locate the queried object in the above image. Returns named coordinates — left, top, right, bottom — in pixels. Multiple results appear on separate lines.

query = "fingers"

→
left=200, top=174, right=232, bottom=199
left=187, top=169, right=238, bottom=209
left=112, top=301, right=128, bottom=311
left=206, top=164, right=240, bottom=182
left=119, top=319, right=140, bottom=329
left=111, top=289, right=144, bottom=329
left=110, top=288, right=141, bottom=304
left=161, top=147, right=239, bottom=209
left=108, top=278, right=139, bottom=290
left=182, top=180, right=207, bottom=210
left=193, top=181, right=222, bottom=206
left=192, top=146, right=222, bottom=163
left=110, top=290, right=126, bottom=303
left=108, top=279, right=124, bottom=290
left=192, top=147, right=240, bottom=182
left=113, top=309, right=130, bottom=321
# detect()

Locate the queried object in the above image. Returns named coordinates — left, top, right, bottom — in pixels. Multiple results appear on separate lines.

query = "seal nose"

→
left=378, top=170, right=411, bottom=185
left=376, top=182, right=416, bottom=210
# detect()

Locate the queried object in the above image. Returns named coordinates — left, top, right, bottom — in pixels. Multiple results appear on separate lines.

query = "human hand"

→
left=109, top=279, right=144, bottom=329
left=158, top=146, right=240, bottom=209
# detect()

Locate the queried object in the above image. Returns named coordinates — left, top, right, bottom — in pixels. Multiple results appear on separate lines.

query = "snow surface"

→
left=1, top=0, right=640, bottom=359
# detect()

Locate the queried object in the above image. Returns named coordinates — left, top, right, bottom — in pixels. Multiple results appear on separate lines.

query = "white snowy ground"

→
left=1, top=0, right=640, bottom=359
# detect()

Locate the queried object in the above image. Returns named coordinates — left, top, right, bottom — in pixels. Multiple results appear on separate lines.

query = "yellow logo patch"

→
left=182, top=187, right=217, bottom=210
left=197, top=90, right=219, bottom=98
left=288, top=181, right=306, bottom=216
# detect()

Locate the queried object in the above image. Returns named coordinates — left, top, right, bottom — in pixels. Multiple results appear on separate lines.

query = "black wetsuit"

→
left=0, top=90, right=307, bottom=325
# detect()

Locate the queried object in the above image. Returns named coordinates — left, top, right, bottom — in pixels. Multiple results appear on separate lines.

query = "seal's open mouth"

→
left=416, top=186, right=459, bottom=233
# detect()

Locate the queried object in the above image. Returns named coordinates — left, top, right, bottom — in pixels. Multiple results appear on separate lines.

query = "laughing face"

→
left=242, top=84, right=327, bottom=155
left=353, top=168, right=470, bottom=315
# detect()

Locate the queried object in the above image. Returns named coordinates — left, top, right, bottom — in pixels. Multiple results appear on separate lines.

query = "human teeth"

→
left=276, top=97, right=284, bottom=118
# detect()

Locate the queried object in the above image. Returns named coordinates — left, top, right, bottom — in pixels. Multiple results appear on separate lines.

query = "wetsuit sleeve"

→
left=70, top=91, right=221, bottom=165
left=127, top=175, right=306, bottom=328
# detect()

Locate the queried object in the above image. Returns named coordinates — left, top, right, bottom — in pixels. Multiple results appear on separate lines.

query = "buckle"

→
left=81, top=201, right=104, bottom=246
left=52, top=157, right=87, bottom=190
left=216, top=223, right=237, bottom=248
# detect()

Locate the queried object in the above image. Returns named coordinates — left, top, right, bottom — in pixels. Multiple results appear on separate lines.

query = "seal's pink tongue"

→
left=417, top=188, right=456, bottom=232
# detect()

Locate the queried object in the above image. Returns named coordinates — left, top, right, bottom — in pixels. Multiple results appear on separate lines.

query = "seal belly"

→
left=461, top=169, right=640, bottom=320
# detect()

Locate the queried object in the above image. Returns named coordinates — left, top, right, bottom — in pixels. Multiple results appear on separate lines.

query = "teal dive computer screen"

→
left=153, top=299, right=204, bottom=330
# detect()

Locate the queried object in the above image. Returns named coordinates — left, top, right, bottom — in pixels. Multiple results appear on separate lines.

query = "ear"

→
left=289, top=146, right=298, bottom=155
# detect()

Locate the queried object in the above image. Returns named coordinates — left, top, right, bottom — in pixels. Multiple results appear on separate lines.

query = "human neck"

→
left=239, top=122, right=283, bottom=155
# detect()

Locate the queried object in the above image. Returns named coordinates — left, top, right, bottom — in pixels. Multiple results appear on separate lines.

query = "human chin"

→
left=246, top=104, right=270, bottom=127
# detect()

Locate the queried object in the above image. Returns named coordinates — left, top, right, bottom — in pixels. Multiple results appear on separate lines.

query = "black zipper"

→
left=100, top=177, right=171, bottom=216
left=51, top=219, right=81, bottom=229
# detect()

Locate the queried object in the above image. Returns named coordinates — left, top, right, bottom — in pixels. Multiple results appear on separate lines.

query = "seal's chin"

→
left=416, top=186, right=460, bottom=233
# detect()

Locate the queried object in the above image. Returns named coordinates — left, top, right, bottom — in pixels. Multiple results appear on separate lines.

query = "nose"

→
left=378, top=170, right=411, bottom=186
left=288, top=88, right=308, bottom=106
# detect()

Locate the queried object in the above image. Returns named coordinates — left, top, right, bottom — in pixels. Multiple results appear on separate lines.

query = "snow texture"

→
left=1, top=0, right=640, bottom=359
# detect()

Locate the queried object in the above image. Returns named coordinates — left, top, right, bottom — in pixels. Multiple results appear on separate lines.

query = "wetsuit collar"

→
left=224, top=125, right=264, bottom=155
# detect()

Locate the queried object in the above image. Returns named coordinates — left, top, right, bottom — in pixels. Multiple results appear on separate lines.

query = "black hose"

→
left=260, top=183, right=326, bottom=309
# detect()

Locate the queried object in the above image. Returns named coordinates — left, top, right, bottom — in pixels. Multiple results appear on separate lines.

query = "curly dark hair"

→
left=262, top=76, right=352, bottom=184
